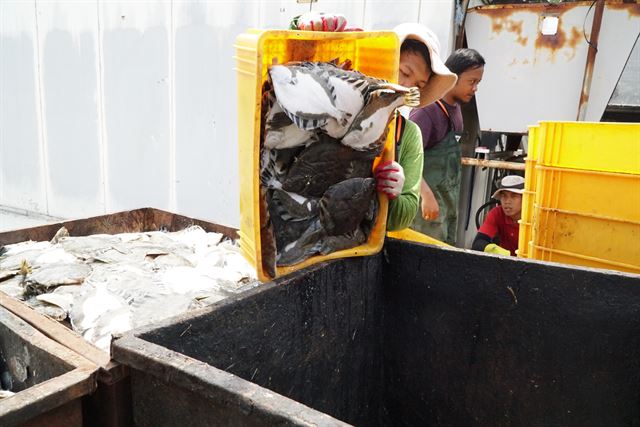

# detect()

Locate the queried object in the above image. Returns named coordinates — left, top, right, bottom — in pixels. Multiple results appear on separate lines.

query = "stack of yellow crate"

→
left=518, top=121, right=640, bottom=274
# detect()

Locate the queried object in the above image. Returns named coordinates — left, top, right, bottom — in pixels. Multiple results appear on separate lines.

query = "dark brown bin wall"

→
left=382, top=240, right=640, bottom=427
left=137, top=255, right=384, bottom=426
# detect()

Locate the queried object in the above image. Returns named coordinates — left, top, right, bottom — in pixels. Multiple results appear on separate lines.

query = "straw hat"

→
left=492, top=175, right=525, bottom=199
left=393, top=23, right=458, bottom=108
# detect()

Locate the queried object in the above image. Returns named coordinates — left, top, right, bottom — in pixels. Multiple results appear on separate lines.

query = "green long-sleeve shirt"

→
left=387, top=119, right=424, bottom=231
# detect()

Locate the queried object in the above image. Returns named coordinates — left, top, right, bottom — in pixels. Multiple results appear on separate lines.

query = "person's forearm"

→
left=388, top=193, right=420, bottom=231
left=420, top=178, right=434, bottom=199
left=472, top=232, right=492, bottom=251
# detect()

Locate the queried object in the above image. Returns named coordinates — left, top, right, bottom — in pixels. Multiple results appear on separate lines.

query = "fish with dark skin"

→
left=282, top=134, right=377, bottom=197
left=319, top=177, right=377, bottom=236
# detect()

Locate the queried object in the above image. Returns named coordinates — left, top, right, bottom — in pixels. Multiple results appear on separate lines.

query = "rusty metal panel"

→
left=465, top=1, right=640, bottom=133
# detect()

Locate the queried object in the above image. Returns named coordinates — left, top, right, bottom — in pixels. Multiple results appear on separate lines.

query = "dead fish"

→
left=50, top=226, right=69, bottom=244
left=0, top=247, right=48, bottom=271
left=263, top=91, right=318, bottom=149
left=34, top=247, right=78, bottom=265
left=157, top=266, right=223, bottom=295
left=151, top=253, right=194, bottom=269
left=259, top=186, right=277, bottom=279
left=361, top=197, right=380, bottom=237
left=319, top=178, right=377, bottom=236
left=282, top=135, right=377, bottom=197
left=83, top=305, right=132, bottom=352
left=341, top=84, right=420, bottom=151
left=0, top=269, right=18, bottom=282
left=23, top=263, right=91, bottom=298
left=322, top=70, right=386, bottom=138
left=60, top=235, right=122, bottom=261
left=269, top=189, right=319, bottom=221
left=260, top=145, right=305, bottom=190
left=25, top=297, right=67, bottom=321
left=69, top=285, right=129, bottom=336
left=0, top=276, right=27, bottom=300
left=269, top=63, right=351, bottom=131
left=320, top=227, right=368, bottom=255
left=29, top=263, right=91, bottom=287
left=267, top=190, right=319, bottom=254
left=276, top=219, right=324, bottom=266
left=35, top=285, right=81, bottom=314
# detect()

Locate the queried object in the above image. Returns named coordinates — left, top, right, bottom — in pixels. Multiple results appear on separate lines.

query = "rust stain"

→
left=566, top=27, right=582, bottom=50
left=607, top=2, right=640, bottom=17
left=475, top=6, right=520, bottom=20
left=578, top=87, right=589, bottom=113
left=535, top=23, right=567, bottom=51
left=472, top=2, right=584, bottom=15
left=486, top=14, right=529, bottom=46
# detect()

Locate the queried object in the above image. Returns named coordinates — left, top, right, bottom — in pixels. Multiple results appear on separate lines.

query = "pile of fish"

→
left=0, top=226, right=258, bottom=352
left=259, top=60, right=420, bottom=277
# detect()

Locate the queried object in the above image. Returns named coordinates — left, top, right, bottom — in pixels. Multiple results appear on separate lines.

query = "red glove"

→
left=291, top=12, right=348, bottom=32
left=375, top=160, right=405, bottom=200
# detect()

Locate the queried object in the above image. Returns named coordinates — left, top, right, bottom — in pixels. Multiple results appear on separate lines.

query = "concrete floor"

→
left=0, top=206, right=63, bottom=233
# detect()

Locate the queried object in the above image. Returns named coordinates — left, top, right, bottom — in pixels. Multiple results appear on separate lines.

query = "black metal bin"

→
left=112, top=240, right=640, bottom=426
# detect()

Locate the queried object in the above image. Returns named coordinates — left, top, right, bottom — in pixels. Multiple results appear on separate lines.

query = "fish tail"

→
left=404, top=87, right=421, bottom=107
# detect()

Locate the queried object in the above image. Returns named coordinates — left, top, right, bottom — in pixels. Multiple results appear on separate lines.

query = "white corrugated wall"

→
left=0, top=0, right=455, bottom=229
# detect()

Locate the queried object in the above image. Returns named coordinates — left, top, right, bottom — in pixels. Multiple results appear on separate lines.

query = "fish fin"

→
left=267, top=112, right=293, bottom=129
left=339, top=110, right=353, bottom=127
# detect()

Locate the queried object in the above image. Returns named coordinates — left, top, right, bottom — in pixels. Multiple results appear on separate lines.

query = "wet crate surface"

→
left=0, top=306, right=96, bottom=427
left=114, top=241, right=640, bottom=427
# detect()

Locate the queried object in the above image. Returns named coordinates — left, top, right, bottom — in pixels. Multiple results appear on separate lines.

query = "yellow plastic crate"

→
left=528, top=162, right=640, bottom=273
left=523, top=125, right=540, bottom=218
left=531, top=206, right=640, bottom=274
left=534, top=166, right=640, bottom=222
left=235, top=29, right=400, bottom=281
left=537, top=121, right=640, bottom=174
left=518, top=125, right=539, bottom=258
left=387, top=228, right=449, bottom=247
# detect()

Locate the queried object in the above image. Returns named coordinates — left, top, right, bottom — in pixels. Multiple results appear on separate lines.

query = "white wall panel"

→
left=308, top=1, right=366, bottom=29
left=259, top=0, right=309, bottom=29
left=37, top=2, right=104, bottom=218
left=173, top=1, right=259, bottom=228
left=0, top=0, right=458, bottom=229
left=100, top=1, right=171, bottom=213
left=0, top=2, right=46, bottom=213
left=419, top=0, right=456, bottom=57
left=364, top=0, right=420, bottom=31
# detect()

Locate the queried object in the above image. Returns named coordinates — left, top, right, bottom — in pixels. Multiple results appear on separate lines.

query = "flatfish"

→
left=269, top=63, right=352, bottom=131
left=282, top=135, right=376, bottom=197
left=319, top=177, right=376, bottom=236
left=341, top=84, right=420, bottom=151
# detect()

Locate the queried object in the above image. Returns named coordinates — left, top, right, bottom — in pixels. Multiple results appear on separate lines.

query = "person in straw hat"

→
left=472, top=175, right=525, bottom=256
left=289, top=15, right=457, bottom=230
left=409, top=47, right=485, bottom=245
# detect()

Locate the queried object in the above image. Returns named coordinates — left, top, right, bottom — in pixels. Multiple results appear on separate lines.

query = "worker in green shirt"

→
left=377, top=23, right=457, bottom=230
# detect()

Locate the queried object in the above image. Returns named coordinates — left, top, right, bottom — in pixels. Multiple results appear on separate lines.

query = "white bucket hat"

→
left=492, top=175, right=525, bottom=199
left=393, top=23, right=458, bottom=108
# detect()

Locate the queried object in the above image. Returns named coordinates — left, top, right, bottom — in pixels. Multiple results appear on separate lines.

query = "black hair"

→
left=400, top=39, right=432, bottom=70
left=445, top=48, right=485, bottom=76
